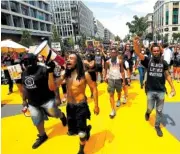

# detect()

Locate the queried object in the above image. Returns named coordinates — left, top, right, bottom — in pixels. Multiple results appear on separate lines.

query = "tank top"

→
left=107, top=57, right=121, bottom=79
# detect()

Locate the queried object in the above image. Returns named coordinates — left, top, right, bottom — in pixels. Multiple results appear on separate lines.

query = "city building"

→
left=145, top=13, right=153, bottom=34
left=94, top=19, right=105, bottom=39
left=1, top=0, right=53, bottom=44
left=104, top=28, right=115, bottom=41
left=50, top=0, right=94, bottom=42
left=153, top=0, right=180, bottom=42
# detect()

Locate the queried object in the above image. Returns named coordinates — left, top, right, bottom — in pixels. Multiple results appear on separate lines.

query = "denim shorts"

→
left=107, top=79, right=122, bottom=93
left=28, top=99, right=61, bottom=126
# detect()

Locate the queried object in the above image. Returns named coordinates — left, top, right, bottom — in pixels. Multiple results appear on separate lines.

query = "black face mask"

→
left=152, top=55, right=161, bottom=63
left=23, top=58, right=38, bottom=73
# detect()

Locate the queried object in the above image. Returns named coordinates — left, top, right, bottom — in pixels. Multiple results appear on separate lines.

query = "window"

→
left=37, top=11, right=44, bottom=20
left=10, top=1, right=19, bottom=13
left=45, top=14, right=49, bottom=21
left=30, top=8, right=36, bottom=18
left=21, top=5, right=29, bottom=16
left=33, top=21, right=39, bottom=30
left=173, top=2, right=179, bottom=6
left=172, top=27, right=178, bottom=31
left=173, top=8, right=179, bottom=24
left=46, top=24, right=51, bottom=32
left=1, top=13, right=11, bottom=26
left=24, top=19, right=31, bottom=29
left=44, top=4, right=48, bottom=11
left=40, top=23, right=45, bottom=31
left=13, top=16, right=21, bottom=27
left=166, top=11, right=169, bottom=25
left=164, top=28, right=169, bottom=32
left=29, top=1, right=35, bottom=6
left=1, top=1, right=8, bottom=9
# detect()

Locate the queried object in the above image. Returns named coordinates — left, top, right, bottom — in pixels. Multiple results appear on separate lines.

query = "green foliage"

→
left=67, top=37, right=74, bottom=47
left=126, top=15, right=148, bottom=37
left=123, top=34, right=131, bottom=42
left=145, top=33, right=153, bottom=41
left=172, top=33, right=180, bottom=41
left=115, top=35, right=121, bottom=41
left=52, top=25, right=60, bottom=42
left=163, top=33, right=169, bottom=43
left=77, top=33, right=86, bottom=48
left=51, top=25, right=65, bottom=51
left=19, top=30, right=33, bottom=47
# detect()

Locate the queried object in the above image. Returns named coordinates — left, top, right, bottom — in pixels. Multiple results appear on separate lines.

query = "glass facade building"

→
left=1, top=0, right=53, bottom=43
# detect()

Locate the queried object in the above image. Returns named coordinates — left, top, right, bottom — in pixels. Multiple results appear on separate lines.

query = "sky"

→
left=83, top=0, right=158, bottom=39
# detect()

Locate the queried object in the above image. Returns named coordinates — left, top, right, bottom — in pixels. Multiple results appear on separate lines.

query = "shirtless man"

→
left=57, top=53, right=100, bottom=154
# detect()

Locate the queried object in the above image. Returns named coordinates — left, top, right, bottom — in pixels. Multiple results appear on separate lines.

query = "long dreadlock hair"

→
left=65, top=53, right=85, bottom=80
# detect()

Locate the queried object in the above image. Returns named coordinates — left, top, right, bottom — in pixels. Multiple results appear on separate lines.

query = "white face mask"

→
left=141, top=51, right=145, bottom=54
left=38, top=58, right=43, bottom=62
left=97, top=52, right=100, bottom=55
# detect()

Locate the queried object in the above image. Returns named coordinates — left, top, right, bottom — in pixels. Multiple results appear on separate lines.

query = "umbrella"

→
left=1, top=39, right=28, bottom=53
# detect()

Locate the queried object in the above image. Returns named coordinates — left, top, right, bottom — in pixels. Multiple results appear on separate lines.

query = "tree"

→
left=126, top=15, right=148, bottom=37
left=67, top=37, right=74, bottom=47
left=77, top=33, right=86, bottom=49
left=145, top=33, right=153, bottom=41
left=163, top=33, right=168, bottom=43
left=172, top=33, right=180, bottom=41
left=19, top=30, right=33, bottom=47
left=52, top=25, right=60, bottom=42
left=51, top=25, right=64, bottom=51
left=123, top=34, right=130, bottom=42
left=115, top=35, right=121, bottom=41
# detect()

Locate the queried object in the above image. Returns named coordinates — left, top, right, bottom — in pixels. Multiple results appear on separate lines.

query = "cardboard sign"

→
left=7, top=64, right=22, bottom=80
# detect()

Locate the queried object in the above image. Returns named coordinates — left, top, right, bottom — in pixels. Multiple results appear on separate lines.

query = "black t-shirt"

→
left=141, top=56, right=168, bottom=92
left=173, top=52, right=180, bottom=66
left=95, top=55, right=103, bottom=66
left=22, top=65, right=55, bottom=106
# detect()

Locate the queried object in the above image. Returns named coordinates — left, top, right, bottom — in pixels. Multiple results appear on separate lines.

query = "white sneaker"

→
left=122, top=96, right=127, bottom=104
left=116, top=100, right=121, bottom=107
left=109, top=110, right=116, bottom=118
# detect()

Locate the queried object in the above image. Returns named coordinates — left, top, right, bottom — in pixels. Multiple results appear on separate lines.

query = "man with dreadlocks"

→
left=57, top=53, right=100, bottom=154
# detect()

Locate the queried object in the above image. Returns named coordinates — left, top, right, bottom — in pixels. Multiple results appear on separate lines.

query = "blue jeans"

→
left=147, top=92, right=165, bottom=127
left=138, top=67, right=145, bottom=86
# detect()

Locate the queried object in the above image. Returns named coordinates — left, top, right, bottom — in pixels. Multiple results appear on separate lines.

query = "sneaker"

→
left=122, top=96, right=127, bottom=104
left=155, top=126, right=163, bottom=137
left=32, top=134, right=48, bottom=149
left=145, top=112, right=150, bottom=121
left=86, top=125, right=92, bottom=141
left=60, top=112, right=67, bottom=126
left=116, top=100, right=121, bottom=107
left=109, top=110, right=116, bottom=118
left=67, top=131, right=78, bottom=136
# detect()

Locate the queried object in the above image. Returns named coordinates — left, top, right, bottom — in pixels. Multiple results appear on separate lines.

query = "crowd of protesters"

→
left=1, top=39, right=179, bottom=154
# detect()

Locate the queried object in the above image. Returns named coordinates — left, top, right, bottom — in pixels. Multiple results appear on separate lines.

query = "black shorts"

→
left=121, top=78, right=128, bottom=86
left=61, top=83, right=67, bottom=94
left=95, top=65, right=103, bottom=73
left=15, top=79, right=22, bottom=84
left=88, top=71, right=96, bottom=82
left=66, top=102, right=91, bottom=133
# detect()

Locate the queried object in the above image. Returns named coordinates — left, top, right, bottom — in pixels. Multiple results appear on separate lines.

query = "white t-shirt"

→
left=163, top=48, right=172, bottom=65
left=120, top=60, right=129, bottom=79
